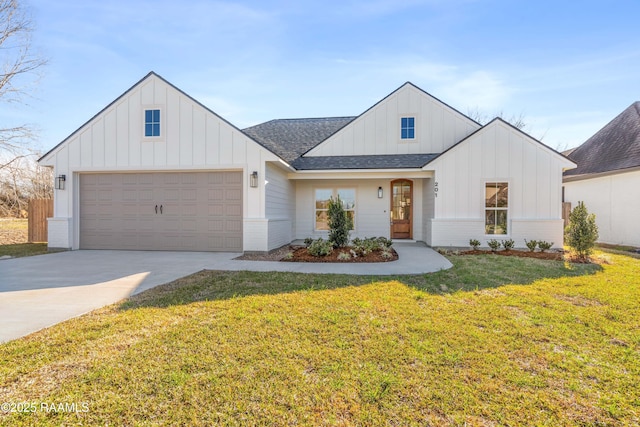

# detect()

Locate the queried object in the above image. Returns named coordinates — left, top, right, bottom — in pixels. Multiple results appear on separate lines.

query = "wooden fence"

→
left=562, top=202, right=571, bottom=229
left=28, top=199, right=53, bottom=243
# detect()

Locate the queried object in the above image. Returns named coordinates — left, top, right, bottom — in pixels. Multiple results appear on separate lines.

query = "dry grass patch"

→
left=0, top=218, right=27, bottom=245
left=0, top=251, right=638, bottom=425
left=0, top=218, right=50, bottom=257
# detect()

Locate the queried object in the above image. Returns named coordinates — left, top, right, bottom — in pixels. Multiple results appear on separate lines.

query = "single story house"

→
left=563, top=102, right=640, bottom=247
left=39, top=72, right=575, bottom=252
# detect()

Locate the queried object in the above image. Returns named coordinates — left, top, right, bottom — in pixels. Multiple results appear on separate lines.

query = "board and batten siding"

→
left=564, top=169, right=640, bottom=247
left=39, top=73, right=280, bottom=251
left=265, top=163, right=295, bottom=250
left=305, top=83, right=479, bottom=157
left=422, top=178, right=435, bottom=246
left=427, top=120, right=574, bottom=248
left=294, top=178, right=425, bottom=241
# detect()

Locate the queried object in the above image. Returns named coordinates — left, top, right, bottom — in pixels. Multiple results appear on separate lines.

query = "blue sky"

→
left=14, top=0, right=640, bottom=153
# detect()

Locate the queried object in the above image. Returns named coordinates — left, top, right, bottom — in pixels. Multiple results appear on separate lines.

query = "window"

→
left=401, top=117, right=415, bottom=139
left=315, top=188, right=356, bottom=231
left=144, top=109, right=160, bottom=137
left=485, top=182, right=508, bottom=235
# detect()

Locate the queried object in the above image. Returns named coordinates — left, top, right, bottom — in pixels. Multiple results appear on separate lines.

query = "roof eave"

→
left=563, top=165, right=640, bottom=182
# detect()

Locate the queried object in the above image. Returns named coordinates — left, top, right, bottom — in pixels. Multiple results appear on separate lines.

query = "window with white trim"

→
left=485, top=182, right=508, bottom=235
left=144, top=109, right=161, bottom=137
left=401, top=117, right=415, bottom=139
left=315, top=188, right=355, bottom=231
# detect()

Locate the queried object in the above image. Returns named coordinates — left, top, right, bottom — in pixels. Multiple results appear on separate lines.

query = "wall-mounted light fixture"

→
left=250, top=171, right=258, bottom=188
left=55, top=174, right=66, bottom=190
left=378, top=186, right=383, bottom=198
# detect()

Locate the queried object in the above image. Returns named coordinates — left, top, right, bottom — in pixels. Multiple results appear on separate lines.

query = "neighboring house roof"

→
left=243, top=117, right=355, bottom=163
left=291, top=154, right=438, bottom=170
left=565, top=101, right=640, bottom=177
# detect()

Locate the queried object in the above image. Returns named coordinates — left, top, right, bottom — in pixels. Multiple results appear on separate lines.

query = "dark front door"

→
left=390, top=179, right=413, bottom=239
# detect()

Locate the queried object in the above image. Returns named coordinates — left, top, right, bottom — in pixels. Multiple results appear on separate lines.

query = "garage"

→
left=79, top=172, right=243, bottom=251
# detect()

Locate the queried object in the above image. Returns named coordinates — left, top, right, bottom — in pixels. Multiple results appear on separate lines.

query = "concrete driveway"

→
left=0, top=244, right=451, bottom=343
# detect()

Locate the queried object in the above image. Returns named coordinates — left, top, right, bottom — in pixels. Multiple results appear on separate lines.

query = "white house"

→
left=39, top=72, right=575, bottom=252
left=563, top=102, right=640, bottom=247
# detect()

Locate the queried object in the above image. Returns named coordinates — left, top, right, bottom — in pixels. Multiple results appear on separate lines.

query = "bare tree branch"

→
left=0, top=0, right=49, bottom=216
left=0, top=0, right=47, bottom=105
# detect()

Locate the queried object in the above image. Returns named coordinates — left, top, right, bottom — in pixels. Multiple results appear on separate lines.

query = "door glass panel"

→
left=392, top=181, right=411, bottom=220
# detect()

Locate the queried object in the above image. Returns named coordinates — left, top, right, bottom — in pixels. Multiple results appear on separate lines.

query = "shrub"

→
left=469, top=239, right=481, bottom=250
left=502, top=239, right=515, bottom=250
left=352, top=237, right=380, bottom=256
left=307, top=238, right=333, bottom=257
left=565, top=201, right=599, bottom=259
left=337, top=252, right=351, bottom=261
left=328, top=195, right=352, bottom=248
left=376, top=237, right=393, bottom=248
left=381, top=249, right=394, bottom=259
left=538, top=241, right=553, bottom=252
left=487, top=239, right=501, bottom=252
left=525, top=239, right=538, bottom=252
left=303, top=237, right=314, bottom=247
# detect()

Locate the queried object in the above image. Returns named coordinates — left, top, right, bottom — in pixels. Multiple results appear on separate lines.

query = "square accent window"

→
left=401, top=117, right=415, bottom=139
left=485, top=182, right=508, bottom=234
left=315, top=188, right=356, bottom=231
left=145, top=109, right=160, bottom=137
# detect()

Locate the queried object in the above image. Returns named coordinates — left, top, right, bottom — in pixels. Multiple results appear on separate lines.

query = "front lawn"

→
left=0, top=218, right=49, bottom=257
left=0, top=243, right=48, bottom=258
left=1, top=252, right=638, bottom=425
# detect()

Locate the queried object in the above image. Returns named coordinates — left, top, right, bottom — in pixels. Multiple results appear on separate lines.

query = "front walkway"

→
left=0, top=243, right=450, bottom=343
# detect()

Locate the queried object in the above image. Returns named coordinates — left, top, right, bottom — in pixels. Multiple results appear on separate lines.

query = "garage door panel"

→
left=226, top=204, right=242, bottom=216
left=225, top=219, right=242, bottom=233
left=164, top=189, right=180, bottom=201
left=80, top=172, right=242, bottom=251
left=224, top=189, right=241, bottom=200
left=224, top=236, right=242, bottom=250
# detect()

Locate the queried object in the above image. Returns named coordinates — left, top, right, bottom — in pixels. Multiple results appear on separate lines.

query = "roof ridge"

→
left=273, top=116, right=357, bottom=121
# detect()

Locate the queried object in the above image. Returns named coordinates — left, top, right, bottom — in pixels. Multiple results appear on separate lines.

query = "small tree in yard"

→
left=565, top=201, right=599, bottom=260
left=328, top=195, right=352, bottom=248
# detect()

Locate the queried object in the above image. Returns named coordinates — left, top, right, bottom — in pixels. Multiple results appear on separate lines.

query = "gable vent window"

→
left=144, top=109, right=161, bottom=137
left=401, top=117, right=415, bottom=139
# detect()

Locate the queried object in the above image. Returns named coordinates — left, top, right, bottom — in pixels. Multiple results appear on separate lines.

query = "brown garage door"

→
left=80, top=172, right=242, bottom=251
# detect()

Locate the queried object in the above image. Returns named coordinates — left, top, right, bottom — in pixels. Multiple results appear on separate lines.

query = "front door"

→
left=390, top=179, right=413, bottom=239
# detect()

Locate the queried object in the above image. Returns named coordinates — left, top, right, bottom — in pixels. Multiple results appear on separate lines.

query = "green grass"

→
left=0, top=243, right=49, bottom=258
left=1, top=252, right=638, bottom=426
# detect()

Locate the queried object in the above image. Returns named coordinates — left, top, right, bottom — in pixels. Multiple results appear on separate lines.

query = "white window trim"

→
left=484, top=180, right=510, bottom=236
left=142, top=106, right=165, bottom=142
left=313, top=187, right=357, bottom=232
left=399, top=115, right=417, bottom=143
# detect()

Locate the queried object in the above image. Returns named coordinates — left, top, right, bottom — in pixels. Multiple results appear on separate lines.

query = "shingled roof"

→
left=291, top=154, right=439, bottom=170
left=565, top=102, right=640, bottom=177
left=243, top=117, right=355, bottom=163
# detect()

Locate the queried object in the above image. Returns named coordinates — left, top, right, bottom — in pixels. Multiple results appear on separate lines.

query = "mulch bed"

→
left=458, top=249, right=563, bottom=261
left=286, top=247, right=398, bottom=263
left=236, top=245, right=398, bottom=263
